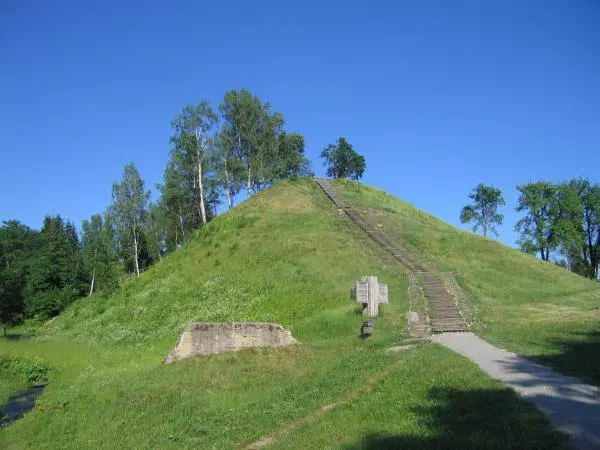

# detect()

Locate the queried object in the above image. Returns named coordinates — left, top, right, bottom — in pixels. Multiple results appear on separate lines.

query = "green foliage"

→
left=24, top=216, right=85, bottom=319
left=515, top=181, right=558, bottom=261
left=459, top=183, right=505, bottom=236
left=515, top=179, right=600, bottom=278
left=0, top=221, right=42, bottom=327
left=0, top=268, right=25, bottom=329
left=0, top=354, right=50, bottom=385
left=169, top=101, right=219, bottom=227
left=553, top=179, right=600, bottom=279
left=273, top=132, right=313, bottom=178
left=320, top=137, right=366, bottom=180
left=81, top=214, right=120, bottom=296
left=1, top=89, right=314, bottom=328
left=219, top=89, right=310, bottom=196
left=107, top=163, right=151, bottom=277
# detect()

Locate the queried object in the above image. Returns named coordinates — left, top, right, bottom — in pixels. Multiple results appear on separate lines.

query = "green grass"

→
left=334, top=179, right=600, bottom=384
left=0, top=178, right=573, bottom=447
left=274, top=344, right=568, bottom=450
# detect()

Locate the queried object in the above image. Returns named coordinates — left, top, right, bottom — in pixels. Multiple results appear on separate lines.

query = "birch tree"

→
left=220, top=89, right=265, bottom=195
left=109, top=163, right=150, bottom=277
left=158, top=160, right=196, bottom=248
left=215, top=132, right=244, bottom=209
left=170, top=102, right=218, bottom=226
left=81, top=214, right=119, bottom=295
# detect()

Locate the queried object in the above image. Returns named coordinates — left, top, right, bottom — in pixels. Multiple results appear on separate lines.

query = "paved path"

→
left=431, top=332, right=600, bottom=449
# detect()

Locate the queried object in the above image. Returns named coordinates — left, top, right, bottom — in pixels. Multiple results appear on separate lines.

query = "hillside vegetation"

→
left=0, top=179, right=574, bottom=448
left=335, top=180, right=600, bottom=384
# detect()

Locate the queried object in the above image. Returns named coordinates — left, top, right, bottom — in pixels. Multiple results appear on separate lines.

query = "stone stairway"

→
left=316, top=178, right=467, bottom=334
left=421, top=273, right=466, bottom=332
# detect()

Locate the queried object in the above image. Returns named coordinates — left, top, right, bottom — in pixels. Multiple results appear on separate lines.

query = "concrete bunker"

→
left=164, top=322, right=297, bottom=364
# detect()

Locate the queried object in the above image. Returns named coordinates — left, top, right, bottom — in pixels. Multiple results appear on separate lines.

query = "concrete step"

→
left=426, top=299, right=455, bottom=305
left=430, top=315, right=463, bottom=321
left=431, top=326, right=468, bottom=333
left=431, top=326, right=466, bottom=332
left=431, top=320, right=466, bottom=327
left=428, top=306, right=460, bottom=312
left=429, top=308, right=461, bottom=315
left=431, top=320, right=466, bottom=325
left=427, top=299, right=455, bottom=304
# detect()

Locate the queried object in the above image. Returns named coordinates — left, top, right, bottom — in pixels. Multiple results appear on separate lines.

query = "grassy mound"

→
left=0, top=178, right=575, bottom=448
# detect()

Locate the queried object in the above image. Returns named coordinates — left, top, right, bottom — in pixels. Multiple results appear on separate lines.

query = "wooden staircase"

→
left=316, top=178, right=467, bottom=334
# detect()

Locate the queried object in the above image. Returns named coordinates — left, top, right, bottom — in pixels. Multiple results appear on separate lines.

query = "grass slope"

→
left=0, top=179, right=568, bottom=448
left=335, top=179, right=600, bottom=384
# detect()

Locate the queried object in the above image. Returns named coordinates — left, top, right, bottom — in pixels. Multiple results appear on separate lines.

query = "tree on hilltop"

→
left=170, top=101, right=218, bottom=227
left=553, top=179, right=600, bottom=279
left=219, top=89, right=311, bottom=196
left=320, top=137, right=365, bottom=180
left=515, top=181, right=558, bottom=261
left=460, top=183, right=505, bottom=237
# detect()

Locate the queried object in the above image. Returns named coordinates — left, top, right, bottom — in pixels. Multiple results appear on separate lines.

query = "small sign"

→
left=355, top=280, right=368, bottom=303
left=379, top=284, right=388, bottom=304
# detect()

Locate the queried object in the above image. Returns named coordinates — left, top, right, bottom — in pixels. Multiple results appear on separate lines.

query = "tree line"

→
left=460, top=179, right=600, bottom=279
left=0, top=88, right=367, bottom=329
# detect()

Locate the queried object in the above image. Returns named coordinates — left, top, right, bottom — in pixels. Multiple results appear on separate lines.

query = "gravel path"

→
left=431, top=332, right=600, bottom=449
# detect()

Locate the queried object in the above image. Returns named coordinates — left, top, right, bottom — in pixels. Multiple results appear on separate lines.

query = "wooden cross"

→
left=350, top=276, right=388, bottom=317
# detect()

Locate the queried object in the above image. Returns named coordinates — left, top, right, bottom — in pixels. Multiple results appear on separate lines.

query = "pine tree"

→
left=25, top=216, right=85, bottom=319
left=0, top=221, right=42, bottom=328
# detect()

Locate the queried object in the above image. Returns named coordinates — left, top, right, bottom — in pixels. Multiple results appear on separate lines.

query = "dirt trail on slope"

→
left=243, top=353, right=410, bottom=449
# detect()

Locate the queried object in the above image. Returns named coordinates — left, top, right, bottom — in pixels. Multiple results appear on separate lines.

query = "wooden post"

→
left=366, top=276, right=379, bottom=317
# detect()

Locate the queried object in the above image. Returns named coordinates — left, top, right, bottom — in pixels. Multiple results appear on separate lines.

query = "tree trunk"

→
left=178, top=208, right=185, bottom=242
left=133, top=229, right=140, bottom=277
left=198, top=157, right=207, bottom=226
left=88, top=248, right=97, bottom=296
left=155, top=229, right=162, bottom=261
left=89, top=272, right=95, bottom=296
left=226, top=189, right=233, bottom=210
left=482, top=207, right=488, bottom=236
left=222, top=159, right=233, bottom=209
left=247, top=165, right=252, bottom=196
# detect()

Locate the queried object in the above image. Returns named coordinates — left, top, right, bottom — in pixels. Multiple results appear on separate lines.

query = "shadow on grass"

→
left=527, top=330, right=600, bottom=387
left=1, top=330, right=36, bottom=341
left=345, top=386, right=569, bottom=450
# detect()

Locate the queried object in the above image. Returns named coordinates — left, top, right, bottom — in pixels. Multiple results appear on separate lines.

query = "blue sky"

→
left=1, top=1, right=599, bottom=248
